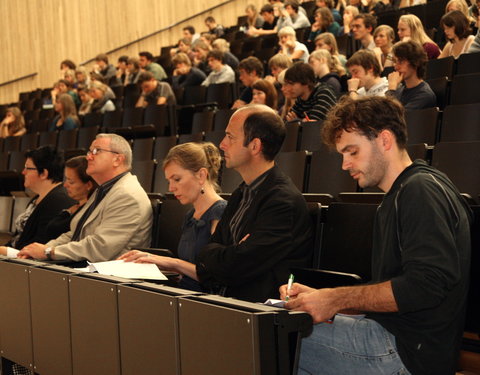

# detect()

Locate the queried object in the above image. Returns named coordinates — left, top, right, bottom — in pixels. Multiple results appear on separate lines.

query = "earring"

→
left=201, top=187, right=205, bottom=194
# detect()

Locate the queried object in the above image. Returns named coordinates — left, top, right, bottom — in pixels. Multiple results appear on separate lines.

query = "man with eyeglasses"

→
left=19, top=133, right=152, bottom=263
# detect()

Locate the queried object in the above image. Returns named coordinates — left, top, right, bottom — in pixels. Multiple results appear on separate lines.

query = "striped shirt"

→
left=291, top=83, right=337, bottom=121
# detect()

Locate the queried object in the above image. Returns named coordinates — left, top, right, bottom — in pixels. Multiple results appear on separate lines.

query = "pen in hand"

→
left=285, top=273, right=294, bottom=301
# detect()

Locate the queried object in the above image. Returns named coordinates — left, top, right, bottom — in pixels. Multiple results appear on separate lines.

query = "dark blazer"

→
left=196, top=165, right=313, bottom=302
left=12, top=185, right=75, bottom=249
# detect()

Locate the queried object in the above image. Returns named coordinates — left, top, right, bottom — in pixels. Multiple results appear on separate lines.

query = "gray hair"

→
left=95, top=133, right=132, bottom=168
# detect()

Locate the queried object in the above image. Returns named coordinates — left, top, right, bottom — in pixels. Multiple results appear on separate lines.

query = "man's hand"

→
left=388, top=71, right=404, bottom=90
left=347, top=78, right=360, bottom=92
left=282, top=284, right=339, bottom=323
left=18, top=243, right=48, bottom=260
left=286, top=111, right=298, bottom=122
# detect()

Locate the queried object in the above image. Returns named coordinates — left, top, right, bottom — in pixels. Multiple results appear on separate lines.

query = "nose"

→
left=341, top=155, right=351, bottom=171
left=219, top=136, right=227, bottom=151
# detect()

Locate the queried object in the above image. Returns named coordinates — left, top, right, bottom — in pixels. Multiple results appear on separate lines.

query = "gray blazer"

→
left=47, top=173, right=152, bottom=262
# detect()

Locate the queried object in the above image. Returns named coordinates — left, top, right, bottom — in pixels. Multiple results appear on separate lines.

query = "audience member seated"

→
left=60, top=59, right=76, bottom=76
left=49, top=93, right=80, bottom=132
left=340, top=5, right=360, bottom=35
left=212, top=39, right=240, bottom=70
left=315, top=0, right=342, bottom=24
left=170, top=37, right=195, bottom=61
left=309, top=49, right=345, bottom=97
left=386, top=40, right=437, bottom=110
left=439, top=10, right=475, bottom=58
left=89, top=81, right=116, bottom=114
left=283, top=96, right=472, bottom=375
left=279, top=0, right=311, bottom=29
left=205, top=16, right=225, bottom=38
left=246, top=4, right=279, bottom=36
left=245, top=3, right=265, bottom=29
left=124, top=57, right=142, bottom=85
left=314, top=32, right=348, bottom=67
left=114, top=55, right=128, bottom=85
left=266, top=53, right=293, bottom=110
left=0, top=107, right=26, bottom=138
left=0, top=146, right=75, bottom=257
left=351, top=14, right=377, bottom=50
left=278, top=26, right=310, bottom=63
left=139, top=51, right=167, bottom=81
left=308, top=8, right=341, bottom=42
left=374, top=25, right=395, bottom=70
left=283, top=62, right=337, bottom=121
left=120, top=142, right=227, bottom=292
left=63, top=69, right=77, bottom=89
left=44, top=155, right=97, bottom=245
left=182, top=25, right=200, bottom=44
left=251, top=79, right=279, bottom=110
left=232, top=56, right=264, bottom=109
left=446, top=0, right=476, bottom=27
left=201, top=50, right=236, bottom=87
left=199, top=32, right=216, bottom=49
left=172, top=53, right=206, bottom=90
left=51, top=79, right=81, bottom=108
left=144, top=105, right=312, bottom=302
left=18, top=134, right=153, bottom=263
left=75, top=66, right=91, bottom=88
left=349, top=0, right=370, bottom=13
left=77, top=86, right=94, bottom=116
left=397, top=14, right=441, bottom=60
left=93, top=53, right=117, bottom=83
left=347, top=49, right=389, bottom=98
left=191, top=40, right=212, bottom=75
left=136, top=71, right=176, bottom=107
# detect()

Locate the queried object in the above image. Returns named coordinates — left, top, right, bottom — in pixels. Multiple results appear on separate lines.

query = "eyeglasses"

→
left=87, top=147, right=119, bottom=156
left=23, top=165, right=37, bottom=171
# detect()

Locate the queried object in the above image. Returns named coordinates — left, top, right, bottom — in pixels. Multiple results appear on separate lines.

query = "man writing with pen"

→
left=279, top=96, right=472, bottom=375
left=282, top=62, right=337, bottom=122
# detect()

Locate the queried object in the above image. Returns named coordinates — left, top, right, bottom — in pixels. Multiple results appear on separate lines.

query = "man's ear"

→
left=378, top=129, right=394, bottom=151
left=250, top=138, right=262, bottom=155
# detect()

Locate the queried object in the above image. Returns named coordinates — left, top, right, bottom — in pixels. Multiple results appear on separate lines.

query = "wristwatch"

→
left=44, top=247, right=53, bottom=260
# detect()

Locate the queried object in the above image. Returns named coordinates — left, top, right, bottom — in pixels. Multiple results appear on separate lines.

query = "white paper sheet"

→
left=85, top=260, right=168, bottom=280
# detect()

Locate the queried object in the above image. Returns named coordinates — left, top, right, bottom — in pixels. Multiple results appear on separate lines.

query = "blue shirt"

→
left=177, top=199, right=227, bottom=291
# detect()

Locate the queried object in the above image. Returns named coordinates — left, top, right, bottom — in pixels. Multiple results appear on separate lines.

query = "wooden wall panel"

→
left=0, top=0, right=264, bottom=104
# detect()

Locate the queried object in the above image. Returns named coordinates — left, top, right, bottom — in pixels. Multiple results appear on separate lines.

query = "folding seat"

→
left=77, top=126, right=99, bottom=150
left=220, top=164, right=243, bottom=193
left=275, top=150, right=309, bottom=192
left=299, top=121, right=323, bottom=152
left=38, top=131, right=58, bottom=148
left=407, top=143, right=429, bottom=163
left=281, top=121, right=301, bottom=152
left=206, top=83, right=235, bottom=109
left=450, top=73, right=480, bottom=106
left=144, top=104, right=173, bottom=136
left=103, top=109, right=123, bottom=128
left=122, top=107, right=144, bottom=127
left=177, top=132, right=204, bottom=144
left=0, top=196, right=13, bottom=233
left=182, top=86, right=207, bottom=106
left=131, top=159, right=156, bottom=193
left=306, top=145, right=358, bottom=198
left=111, top=85, right=125, bottom=99
left=153, top=164, right=169, bottom=195
left=431, top=141, right=480, bottom=203
left=57, top=129, right=79, bottom=151
left=82, top=112, right=104, bottom=128
left=3, top=136, right=22, bottom=152
left=123, top=84, right=142, bottom=108
left=213, top=108, right=235, bottom=132
left=405, top=107, right=440, bottom=145
left=425, top=76, right=449, bottom=109
left=441, top=103, right=480, bottom=142
left=426, top=56, right=455, bottom=80
left=153, top=136, right=177, bottom=161
left=132, top=138, right=155, bottom=162
left=204, top=130, right=226, bottom=148
left=455, top=51, right=480, bottom=76
left=191, top=111, right=215, bottom=134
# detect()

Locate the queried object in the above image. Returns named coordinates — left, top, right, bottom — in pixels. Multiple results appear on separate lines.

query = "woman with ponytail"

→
left=119, top=142, right=226, bottom=291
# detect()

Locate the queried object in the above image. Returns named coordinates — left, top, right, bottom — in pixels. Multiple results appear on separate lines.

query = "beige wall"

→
left=0, top=0, right=264, bottom=105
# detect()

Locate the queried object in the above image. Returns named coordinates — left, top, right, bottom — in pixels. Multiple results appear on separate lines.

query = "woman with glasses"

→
left=0, top=146, right=75, bottom=257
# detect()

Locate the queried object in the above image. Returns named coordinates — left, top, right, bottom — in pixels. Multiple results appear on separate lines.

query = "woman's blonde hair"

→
left=399, top=14, right=436, bottom=46
left=310, top=49, right=346, bottom=76
left=373, top=25, right=395, bottom=43
left=278, top=26, right=297, bottom=39
left=163, top=142, right=222, bottom=191
left=315, top=32, right=341, bottom=56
